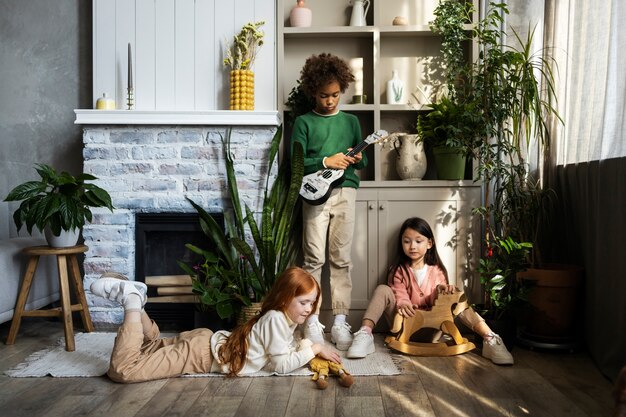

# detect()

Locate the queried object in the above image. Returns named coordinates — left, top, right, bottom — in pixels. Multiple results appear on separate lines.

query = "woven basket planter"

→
left=237, top=302, right=263, bottom=325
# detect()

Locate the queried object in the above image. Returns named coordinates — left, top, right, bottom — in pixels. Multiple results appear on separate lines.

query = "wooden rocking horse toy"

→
left=385, top=291, right=476, bottom=356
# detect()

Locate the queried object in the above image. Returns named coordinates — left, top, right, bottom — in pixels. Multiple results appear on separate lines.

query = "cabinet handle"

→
left=369, top=204, right=375, bottom=210
left=379, top=204, right=385, bottom=210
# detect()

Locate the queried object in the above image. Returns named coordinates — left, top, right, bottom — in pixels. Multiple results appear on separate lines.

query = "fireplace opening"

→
left=135, top=212, right=224, bottom=330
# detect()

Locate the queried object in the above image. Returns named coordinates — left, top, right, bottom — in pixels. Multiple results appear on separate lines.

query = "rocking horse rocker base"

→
left=384, top=292, right=476, bottom=356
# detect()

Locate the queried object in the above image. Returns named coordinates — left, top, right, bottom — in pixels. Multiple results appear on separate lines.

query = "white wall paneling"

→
left=92, top=0, right=276, bottom=112
left=115, top=0, right=135, bottom=109
left=136, top=0, right=156, bottom=110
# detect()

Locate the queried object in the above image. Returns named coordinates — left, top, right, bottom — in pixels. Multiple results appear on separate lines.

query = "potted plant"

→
left=416, top=0, right=485, bottom=180
left=416, top=95, right=483, bottom=179
left=284, top=79, right=315, bottom=127
left=477, top=235, right=533, bottom=349
left=223, top=21, right=265, bottom=110
left=429, top=1, right=563, bottom=339
left=177, top=244, right=243, bottom=326
left=180, top=126, right=304, bottom=322
left=4, top=163, right=114, bottom=247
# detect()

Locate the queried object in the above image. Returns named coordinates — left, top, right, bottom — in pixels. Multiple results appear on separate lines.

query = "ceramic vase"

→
left=386, top=70, right=405, bottom=104
left=229, top=70, right=255, bottom=110
left=290, top=0, right=312, bottom=27
left=44, top=226, right=80, bottom=248
left=393, top=134, right=427, bottom=180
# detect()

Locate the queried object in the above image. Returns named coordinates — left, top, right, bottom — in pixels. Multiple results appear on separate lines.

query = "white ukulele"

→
left=299, top=130, right=389, bottom=205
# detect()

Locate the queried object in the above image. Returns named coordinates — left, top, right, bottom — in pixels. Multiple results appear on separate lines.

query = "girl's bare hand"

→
left=398, top=304, right=416, bottom=317
left=437, top=284, right=456, bottom=294
left=312, top=343, right=342, bottom=364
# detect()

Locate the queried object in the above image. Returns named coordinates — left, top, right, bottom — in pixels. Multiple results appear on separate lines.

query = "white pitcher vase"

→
left=349, top=0, right=370, bottom=26
left=393, top=134, right=427, bottom=180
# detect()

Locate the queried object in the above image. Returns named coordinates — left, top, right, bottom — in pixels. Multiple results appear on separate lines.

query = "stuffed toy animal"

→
left=309, top=356, right=354, bottom=390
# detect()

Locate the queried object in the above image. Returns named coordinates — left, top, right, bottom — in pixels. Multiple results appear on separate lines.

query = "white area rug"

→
left=5, top=332, right=401, bottom=378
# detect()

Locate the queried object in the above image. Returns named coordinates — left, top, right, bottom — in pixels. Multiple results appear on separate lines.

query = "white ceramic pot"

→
left=394, top=134, right=427, bottom=180
left=44, top=226, right=80, bottom=248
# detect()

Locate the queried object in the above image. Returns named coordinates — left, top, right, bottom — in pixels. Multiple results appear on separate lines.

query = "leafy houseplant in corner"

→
left=180, top=126, right=304, bottom=322
left=4, top=163, right=114, bottom=247
left=477, top=235, right=533, bottom=350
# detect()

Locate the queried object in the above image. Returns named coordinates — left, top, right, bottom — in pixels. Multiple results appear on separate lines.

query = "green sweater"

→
left=291, top=111, right=368, bottom=189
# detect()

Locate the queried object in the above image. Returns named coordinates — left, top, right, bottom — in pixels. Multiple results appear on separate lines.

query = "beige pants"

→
left=364, top=285, right=485, bottom=331
left=302, top=187, right=356, bottom=315
left=107, top=320, right=214, bottom=383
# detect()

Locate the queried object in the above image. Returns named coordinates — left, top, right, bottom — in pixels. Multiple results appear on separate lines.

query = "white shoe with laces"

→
left=90, top=274, right=148, bottom=309
left=347, top=329, right=375, bottom=358
left=482, top=334, right=514, bottom=365
left=304, top=320, right=326, bottom=345
left=331, top=322, right=353, bottom=350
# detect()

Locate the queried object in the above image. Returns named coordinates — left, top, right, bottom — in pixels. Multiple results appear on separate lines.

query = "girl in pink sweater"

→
left=346, top=217, right=514, bottom=365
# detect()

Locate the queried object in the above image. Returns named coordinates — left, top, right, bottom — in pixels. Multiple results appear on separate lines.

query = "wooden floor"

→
left=0, top=318, right=616, bottom=417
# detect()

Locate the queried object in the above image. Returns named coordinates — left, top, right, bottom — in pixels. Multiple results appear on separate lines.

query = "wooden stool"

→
left=6, top=244, right=94, bottom=351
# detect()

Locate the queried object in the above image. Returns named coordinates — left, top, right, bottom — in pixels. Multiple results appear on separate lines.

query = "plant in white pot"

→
left=4, top=164, right=114, bottom=247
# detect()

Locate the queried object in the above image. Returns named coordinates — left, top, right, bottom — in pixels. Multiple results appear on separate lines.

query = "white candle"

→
left=128, top=43, right=133, bottom=89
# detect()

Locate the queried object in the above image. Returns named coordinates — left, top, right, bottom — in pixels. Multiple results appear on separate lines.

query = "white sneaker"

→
left=482, top=334, right=514, bottom=365
left=90, top=275, right=148, bottom=308
left=347, top=329, right=375, bottom=358
left=331, top=322, right=353, bottom=351
left=304, top=320, right=326, bottom=345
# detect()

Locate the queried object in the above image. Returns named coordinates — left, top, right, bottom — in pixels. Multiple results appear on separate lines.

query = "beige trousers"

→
left=364, top=284, right=485, bottom=331
left=107, top=320, right=214, bottom=383
left=302, top=187, right=357, bottom=315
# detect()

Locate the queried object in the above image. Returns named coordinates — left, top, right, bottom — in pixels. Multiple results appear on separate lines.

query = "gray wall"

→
left=0, top=0, right=92, bottom=240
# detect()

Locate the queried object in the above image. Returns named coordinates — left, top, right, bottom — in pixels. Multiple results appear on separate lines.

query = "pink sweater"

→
left=388, top=264, right=448, bottom=309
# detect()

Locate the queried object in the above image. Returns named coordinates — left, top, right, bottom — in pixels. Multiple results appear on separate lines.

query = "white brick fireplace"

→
left=81, top=123, right=277, bottom=325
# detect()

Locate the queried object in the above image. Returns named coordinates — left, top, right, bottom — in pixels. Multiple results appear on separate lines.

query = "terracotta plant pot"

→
left=518, top=264, right=583, bottom=343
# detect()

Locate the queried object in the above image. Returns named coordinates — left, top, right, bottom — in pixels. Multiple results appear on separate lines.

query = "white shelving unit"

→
left=278, top=0, right=482, bottom=324
left=278, top=0, right=478, bottom=182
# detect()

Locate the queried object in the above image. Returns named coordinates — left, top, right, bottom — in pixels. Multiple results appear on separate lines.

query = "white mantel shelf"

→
left=74, top=110, right=281, bottom=126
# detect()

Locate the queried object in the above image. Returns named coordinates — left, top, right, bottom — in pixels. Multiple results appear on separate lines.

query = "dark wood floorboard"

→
left=0, top=318, right=616, bottom=417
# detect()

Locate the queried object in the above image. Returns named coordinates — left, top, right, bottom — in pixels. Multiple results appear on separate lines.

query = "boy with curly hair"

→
left=291, top=52, right=368, bottom=350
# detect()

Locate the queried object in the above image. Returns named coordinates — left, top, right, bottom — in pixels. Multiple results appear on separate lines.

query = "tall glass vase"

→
left=230, top=70, right=255, bottom=110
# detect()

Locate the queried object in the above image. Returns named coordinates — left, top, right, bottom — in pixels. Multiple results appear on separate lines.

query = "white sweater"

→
left=210, top=310, right=315, bottom=375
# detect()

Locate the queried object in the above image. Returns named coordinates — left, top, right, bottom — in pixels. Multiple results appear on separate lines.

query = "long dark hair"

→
left=218, top=267, right=320, bottom=376
left=387, top=217, right=448, bottom=282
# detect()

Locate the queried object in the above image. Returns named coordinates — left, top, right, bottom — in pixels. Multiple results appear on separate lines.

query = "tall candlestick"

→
left=127, top=43, right=133, bottom=88
left=127, top=43, right=134, bottom=110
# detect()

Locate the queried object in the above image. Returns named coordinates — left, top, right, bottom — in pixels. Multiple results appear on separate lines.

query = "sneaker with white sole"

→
left=90, top=274, right=148, bottom=308
left=347, top=329, right=375, bottom=358
left=331, top=322, right=353, bottom=351
left=304, top=320, right=326, bottom=345
left=482, top=334, right=514, bottom=365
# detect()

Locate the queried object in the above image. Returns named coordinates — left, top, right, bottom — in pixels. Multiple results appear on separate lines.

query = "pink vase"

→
left=290, top=0, right=312, bottom=27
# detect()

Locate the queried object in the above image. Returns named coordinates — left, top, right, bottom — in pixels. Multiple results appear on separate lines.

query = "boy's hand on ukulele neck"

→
left=326, top=153, right=356, bottom=169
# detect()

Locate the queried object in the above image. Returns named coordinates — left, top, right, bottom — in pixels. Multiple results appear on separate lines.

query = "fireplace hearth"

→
left=135, top=212, right=223, bottom=330
left=81, top=125, right=276, bottom=326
